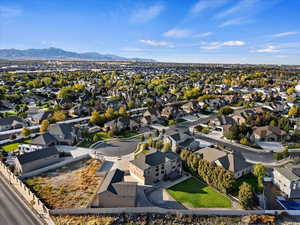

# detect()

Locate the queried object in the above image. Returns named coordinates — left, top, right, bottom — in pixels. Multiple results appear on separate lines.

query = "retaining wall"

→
left=0, top=161, right=54, bottom=224
left=51, top=207, right=300, bottom=216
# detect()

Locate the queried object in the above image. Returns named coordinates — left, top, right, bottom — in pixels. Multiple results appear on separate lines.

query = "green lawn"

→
left=230, top=174, right=261, bottom=197
left=1, top=139, right=32, bottom=152
left=116, top=131, right=139, bottom=138
left=166, top=178, right=232, bottom=208
left=1, top=143, right=20, bottom=152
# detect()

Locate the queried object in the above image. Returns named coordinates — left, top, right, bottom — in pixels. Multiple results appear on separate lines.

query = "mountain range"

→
left=0, top=47, right=155, bottom=62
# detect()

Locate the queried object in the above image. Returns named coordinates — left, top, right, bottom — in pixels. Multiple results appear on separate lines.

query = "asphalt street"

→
left=93, top=137, right=140, bottom=157
left=0, top=176, right=43, bottom=225
left=195, top=134, right=275, bottom=163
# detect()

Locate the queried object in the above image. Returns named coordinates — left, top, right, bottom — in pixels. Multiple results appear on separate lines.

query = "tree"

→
left=40, top=120, right=49, bottom=133
left=219, top=106, right=234, bottom=115
left=184, top=88, right=200, bottom=100
left=57, top=87, right=74, bottom=99
left=168, top=120, right=176, bottom=126
left=238, top=182, right=254, bottom=209
left=253, top=163, right=266, bottom=190
left=53, top=111, right=66, bottom=122
left=128, top=100, right=135, bottom=109
left=287, top=87, right=295, bottom=95
left=104, top=108, right=115, bottom=120
left=118, top=106, right=127, bottom=117
left=73, top=83, right=85, bottom=92
left=240, top=137, right=250, bottom=146
left=21, top=127, right=31, bottom=136
left=288, top=106, right=300, bottom=117
left=269, top=120, right=277, bottom=127
left=162, top=142, right=171, bottom=152
left=253, top=164, right=266, bottom=178
left=141, top=135, right=145, bottom=142
left=41, top=77, right=52, bottom=86
left=90, top=111, right=103, bottom=125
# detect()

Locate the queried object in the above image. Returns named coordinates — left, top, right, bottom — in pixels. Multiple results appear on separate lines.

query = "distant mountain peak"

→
left=0, top=47, right=155, bottom=62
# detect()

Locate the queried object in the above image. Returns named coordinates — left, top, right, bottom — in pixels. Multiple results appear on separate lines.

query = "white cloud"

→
left=255, top=45, right=280, bottom=53
left=216, top=0, right=259, bottom=19
left=201, top=40, right=246, bottom=50
left=0, top=6, right=22, bottom=18
left=163, top=28, right=192, bottom=38
left=130, top=4, right=165, bottom=23
left=41, top=41, right=56, bottom=46
left=216, top=0, right=279, bottom=27
left=219, top=18, right=250, bottom=27
left=275, top=55, right=288, bottom=58
left=193, top=32, right=214, bottom=38
left=139, top=40, right=175, bottom=48
left=272, top=32, right=299, bottom=37
left=120, top=47, right=143, bottom=52
left=190, top=0, right=229, bottom=14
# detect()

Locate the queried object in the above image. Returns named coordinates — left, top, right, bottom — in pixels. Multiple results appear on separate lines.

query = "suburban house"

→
left=28, top=111, right=52, bottom=124
left=0, top=116, right=27, bottom=131
left=91, top=169, right=137, bottom=208
left=231, top=109, right=256, bottom=125
left=48, top=123, right=81, bottom=145
left=15, top=146, right=60, bottom=174
left=164, top=131, right=200, bottom=152
left=19, top=133, right=58, bottom=153
left=181, top=101, right=199, bottom=114
left=103, top=117, right=139, bottom=132
left=129, top=150, right=182, bottom=185
left=141, top=109, right=161, bottom=125
left=68, top=104, right=91, bottom=117
left=251, top=126, right=288, bottom=142
left=273, top=164, right=300, bottom=199
left=209, top=116, right=236, bottom=133
left=161, top=106, right=179, bottom=119
left=195, top=147, right=252, bottom=178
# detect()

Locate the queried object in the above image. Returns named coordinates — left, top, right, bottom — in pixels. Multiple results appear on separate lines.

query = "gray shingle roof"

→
left=0, top=116, right=25, bottom=126
left=130, top=150, right=180, bottom=170
left=98, top=169, right=124, bottom=194
left=31, top=133, right=57, bottom=146
left=98, top=169, right=137, bottom=196
left=16, top=146, right=59, bottom=165
left=275, top=164, right=300, bottom=181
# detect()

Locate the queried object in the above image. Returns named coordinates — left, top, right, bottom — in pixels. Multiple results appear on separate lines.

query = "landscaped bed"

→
left=25, top=159, right=102, bottom=209
left=166, top=177, right=232, bottom=208
left=78, top=131, right=139, bottom=147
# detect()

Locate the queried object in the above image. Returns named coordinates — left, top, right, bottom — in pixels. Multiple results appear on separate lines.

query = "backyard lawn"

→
left=230, top=174, right=261, bottom=197
left=166, top=177, right=231, bottom=208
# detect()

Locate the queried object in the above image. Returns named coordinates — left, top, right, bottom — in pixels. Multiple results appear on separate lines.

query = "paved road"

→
left=93, top=137, right=140, bottom=157
left=0, top=176, right=43, bottom=225
left=195, top=134, right=275, bottom=163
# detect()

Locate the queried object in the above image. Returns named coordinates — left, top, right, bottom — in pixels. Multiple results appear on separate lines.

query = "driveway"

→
left=146, top=188, right=185, bottom=209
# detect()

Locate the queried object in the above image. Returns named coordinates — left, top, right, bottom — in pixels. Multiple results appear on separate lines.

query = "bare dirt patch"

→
left=25, top=159, right=102, bottom=209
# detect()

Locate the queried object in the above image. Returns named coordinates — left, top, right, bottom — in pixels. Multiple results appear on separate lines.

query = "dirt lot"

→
left=25, top=159, right=102, bottom=209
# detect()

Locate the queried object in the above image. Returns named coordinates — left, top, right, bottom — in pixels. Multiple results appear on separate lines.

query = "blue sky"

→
left=1, top=0, right=300, bottom=64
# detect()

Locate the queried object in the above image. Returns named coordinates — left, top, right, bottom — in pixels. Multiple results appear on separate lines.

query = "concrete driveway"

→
left=146, top=188, right=185, bottom=209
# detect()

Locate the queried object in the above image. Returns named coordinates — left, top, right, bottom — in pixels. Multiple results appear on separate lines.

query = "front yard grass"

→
left=166, top=177, right=232, bottom=208
left=115, top=131, right=139, bottom=138
left=1, top=139, right=32, bottom=152
left=25, top=159, right=102, bottom=209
